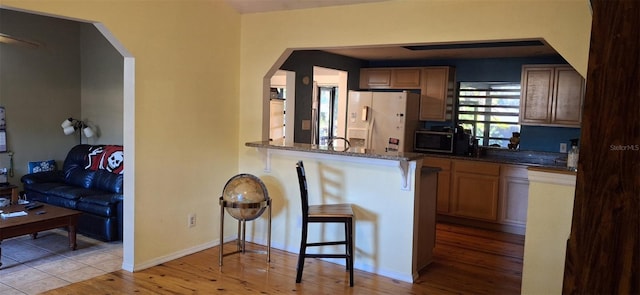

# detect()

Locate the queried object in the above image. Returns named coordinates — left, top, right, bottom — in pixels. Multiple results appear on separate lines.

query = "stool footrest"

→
left=305, top=253, right=350, bottom=259
left=307, top=241, right=347, bottom=247
left=296, top=160, right=354, bottom=287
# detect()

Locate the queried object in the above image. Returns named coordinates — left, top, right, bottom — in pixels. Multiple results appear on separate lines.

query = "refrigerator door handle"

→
left=367, top=115, right=375, bottom=150
left=361, top=106, right=369, bottom=121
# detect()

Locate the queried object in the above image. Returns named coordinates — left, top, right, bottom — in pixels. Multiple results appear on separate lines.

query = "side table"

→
left=0, top=184, right=19, bottom=205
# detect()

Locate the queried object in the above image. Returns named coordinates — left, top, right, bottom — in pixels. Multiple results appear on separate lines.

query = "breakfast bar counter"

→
left=245, top=140, right=426, bottom=161
left=246, top=140, right=428, bottom=191
left=243, top=140, right=436, bottom=283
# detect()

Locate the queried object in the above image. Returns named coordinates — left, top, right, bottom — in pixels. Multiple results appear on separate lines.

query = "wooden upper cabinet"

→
left=520, top=66, right=554, bottom=124
left=359, top=67, right=421, bottom=89
left=359, top=66, right=455, bottom=121
left=419, top=67, right=455, bottom=121
left=520, top=65, right=584, bottom=127
left=391, top=68, right=421, bottom=88
left=552, top=67, right=585, bottom=125
left=359, top=68, right=392, bottom=89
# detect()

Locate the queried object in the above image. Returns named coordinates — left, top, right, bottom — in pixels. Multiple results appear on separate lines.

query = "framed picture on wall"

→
left=0, top=130, right=6, bottom=152
left=0, top=107, right=5, bottom=152
left=0, top=107, right=5, bottom=130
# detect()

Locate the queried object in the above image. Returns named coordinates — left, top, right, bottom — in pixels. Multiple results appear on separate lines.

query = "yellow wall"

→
left=522, top=173, right=576, bottom=295
left=3, top=0, right=242, bottom=266
left=236, top=0, right=591, bottom=281
left=2, top=0, right=593, bottom=273
left=238, top=0, right=591, bottom=161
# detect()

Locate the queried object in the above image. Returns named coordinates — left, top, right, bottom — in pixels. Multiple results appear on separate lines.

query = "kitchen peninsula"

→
left=245, top=140, right=437, bottom=283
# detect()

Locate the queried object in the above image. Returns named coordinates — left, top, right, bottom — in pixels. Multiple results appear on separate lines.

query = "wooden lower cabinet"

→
left=451, top=160, right=500, bottom=221
left=424, top=157, right=530, bottom=233
left=423, top=157, right=452, bottom=214
left=499, top=165, right=530, bottom=226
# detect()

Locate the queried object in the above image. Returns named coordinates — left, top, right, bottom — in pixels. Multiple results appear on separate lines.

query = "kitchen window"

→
left=457, top=82, right=521, bottom=148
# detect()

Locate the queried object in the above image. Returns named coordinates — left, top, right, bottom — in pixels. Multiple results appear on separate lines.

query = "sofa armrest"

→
left=21, top=170, right=65, bottom=184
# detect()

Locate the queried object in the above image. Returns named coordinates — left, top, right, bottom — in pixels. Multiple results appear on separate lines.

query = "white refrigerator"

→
left=346, top=90, right=420, bottom=153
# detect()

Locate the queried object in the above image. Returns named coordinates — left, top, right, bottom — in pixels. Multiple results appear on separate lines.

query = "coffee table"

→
left=0, top=184, right=19, bottom=205
left=0, top=203, right=82, bottom=267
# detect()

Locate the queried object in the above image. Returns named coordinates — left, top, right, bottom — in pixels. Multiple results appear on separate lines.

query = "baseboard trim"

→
left=128, top=236, right=414, bottom=283
left=130, top=237, right=227, bottom=272
left=252, top=238, right=414, bottom=283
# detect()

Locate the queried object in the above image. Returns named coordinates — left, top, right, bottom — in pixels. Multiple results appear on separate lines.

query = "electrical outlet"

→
left=188, top=213, right=196, bottom=228
left=301, top=120, right=311, bottom=130
left=560, top=143, right=567, bottom=153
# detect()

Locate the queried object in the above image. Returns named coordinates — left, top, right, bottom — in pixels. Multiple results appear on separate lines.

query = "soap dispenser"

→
left=567, top=138, right=579, bottom=171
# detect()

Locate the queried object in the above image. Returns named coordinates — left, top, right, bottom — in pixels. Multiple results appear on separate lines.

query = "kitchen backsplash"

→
left=421, top=121, right=580, bottom=153
left=518, top=125, right=581, bottom=153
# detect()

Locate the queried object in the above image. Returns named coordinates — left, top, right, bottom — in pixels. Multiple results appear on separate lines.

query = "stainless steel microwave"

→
left=414, top=130, right=454, bottom=153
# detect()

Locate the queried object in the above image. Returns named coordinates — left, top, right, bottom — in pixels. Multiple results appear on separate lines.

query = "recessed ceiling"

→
left=225, top=0, right=387, bottom=14
left=322, top=40, right=560, bottom=61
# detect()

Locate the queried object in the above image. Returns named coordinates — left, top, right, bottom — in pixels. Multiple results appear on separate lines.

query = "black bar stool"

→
left=295, top=160, right=354, bottom=287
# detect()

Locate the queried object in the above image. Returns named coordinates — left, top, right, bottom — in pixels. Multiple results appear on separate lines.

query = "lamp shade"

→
left=82, top=126, right=94, bottom=138
left=61, top=118, right=73, bottom=128
left=63, top=126, right=76, bottom=135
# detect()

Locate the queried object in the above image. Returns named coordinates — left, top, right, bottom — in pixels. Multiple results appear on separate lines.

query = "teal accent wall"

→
left=519, top=125, right=581, bottom=152
left=281, top=50, right=367, bottom=144
left=372, top=56, right=581, bottom=153
left=282, top=52, right=582, bottom=152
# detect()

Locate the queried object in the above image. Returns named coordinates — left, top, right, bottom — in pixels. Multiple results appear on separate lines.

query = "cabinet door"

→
left=520, top=66, right=554, bottom=124
left=499, top=165, right=529, bottom=226
left=391, top=68, right=421, bottom=89
left=436, top=170, right=451, bottom=213
left=424, top=157, right=451, bottom=214
left=269, top=99, right=285, bottom=141
left=359, top=68, right=392, bottom=89
left=552, top=66, right=584, bottom=126
left=419, top=67, right=454, bottom=121
left=451, top=160, right=500, bottom=221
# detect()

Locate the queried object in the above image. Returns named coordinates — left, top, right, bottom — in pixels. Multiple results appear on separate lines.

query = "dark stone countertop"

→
left=419, top=147, right=572, bottom=170
left=245, top=140, right=426, bottom=161
left=246, top=141, right=573, bottom=171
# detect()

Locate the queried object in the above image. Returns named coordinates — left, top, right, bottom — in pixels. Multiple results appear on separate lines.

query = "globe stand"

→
left=218, top=173, right=272, bottom=266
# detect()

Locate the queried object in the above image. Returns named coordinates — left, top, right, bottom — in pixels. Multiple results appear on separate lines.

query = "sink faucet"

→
left=328, top=136, right=351, bottom=151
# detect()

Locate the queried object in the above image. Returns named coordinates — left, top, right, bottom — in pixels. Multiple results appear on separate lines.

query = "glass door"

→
left=316, top=86, right=338, bottom=145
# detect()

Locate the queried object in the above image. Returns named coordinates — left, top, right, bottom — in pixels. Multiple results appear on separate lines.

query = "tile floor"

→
left=0, top=229, right=122, bottom=294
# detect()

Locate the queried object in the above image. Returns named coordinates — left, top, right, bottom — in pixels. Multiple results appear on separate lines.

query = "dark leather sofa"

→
left=21, top=144, right=124, bottom=241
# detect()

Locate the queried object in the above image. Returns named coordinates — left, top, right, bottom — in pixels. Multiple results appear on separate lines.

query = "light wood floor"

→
left=42, top=223, right=524, bottom=294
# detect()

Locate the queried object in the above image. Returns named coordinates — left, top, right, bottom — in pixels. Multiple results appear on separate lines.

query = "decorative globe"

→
left=221, top=173, right=269, bottom=221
